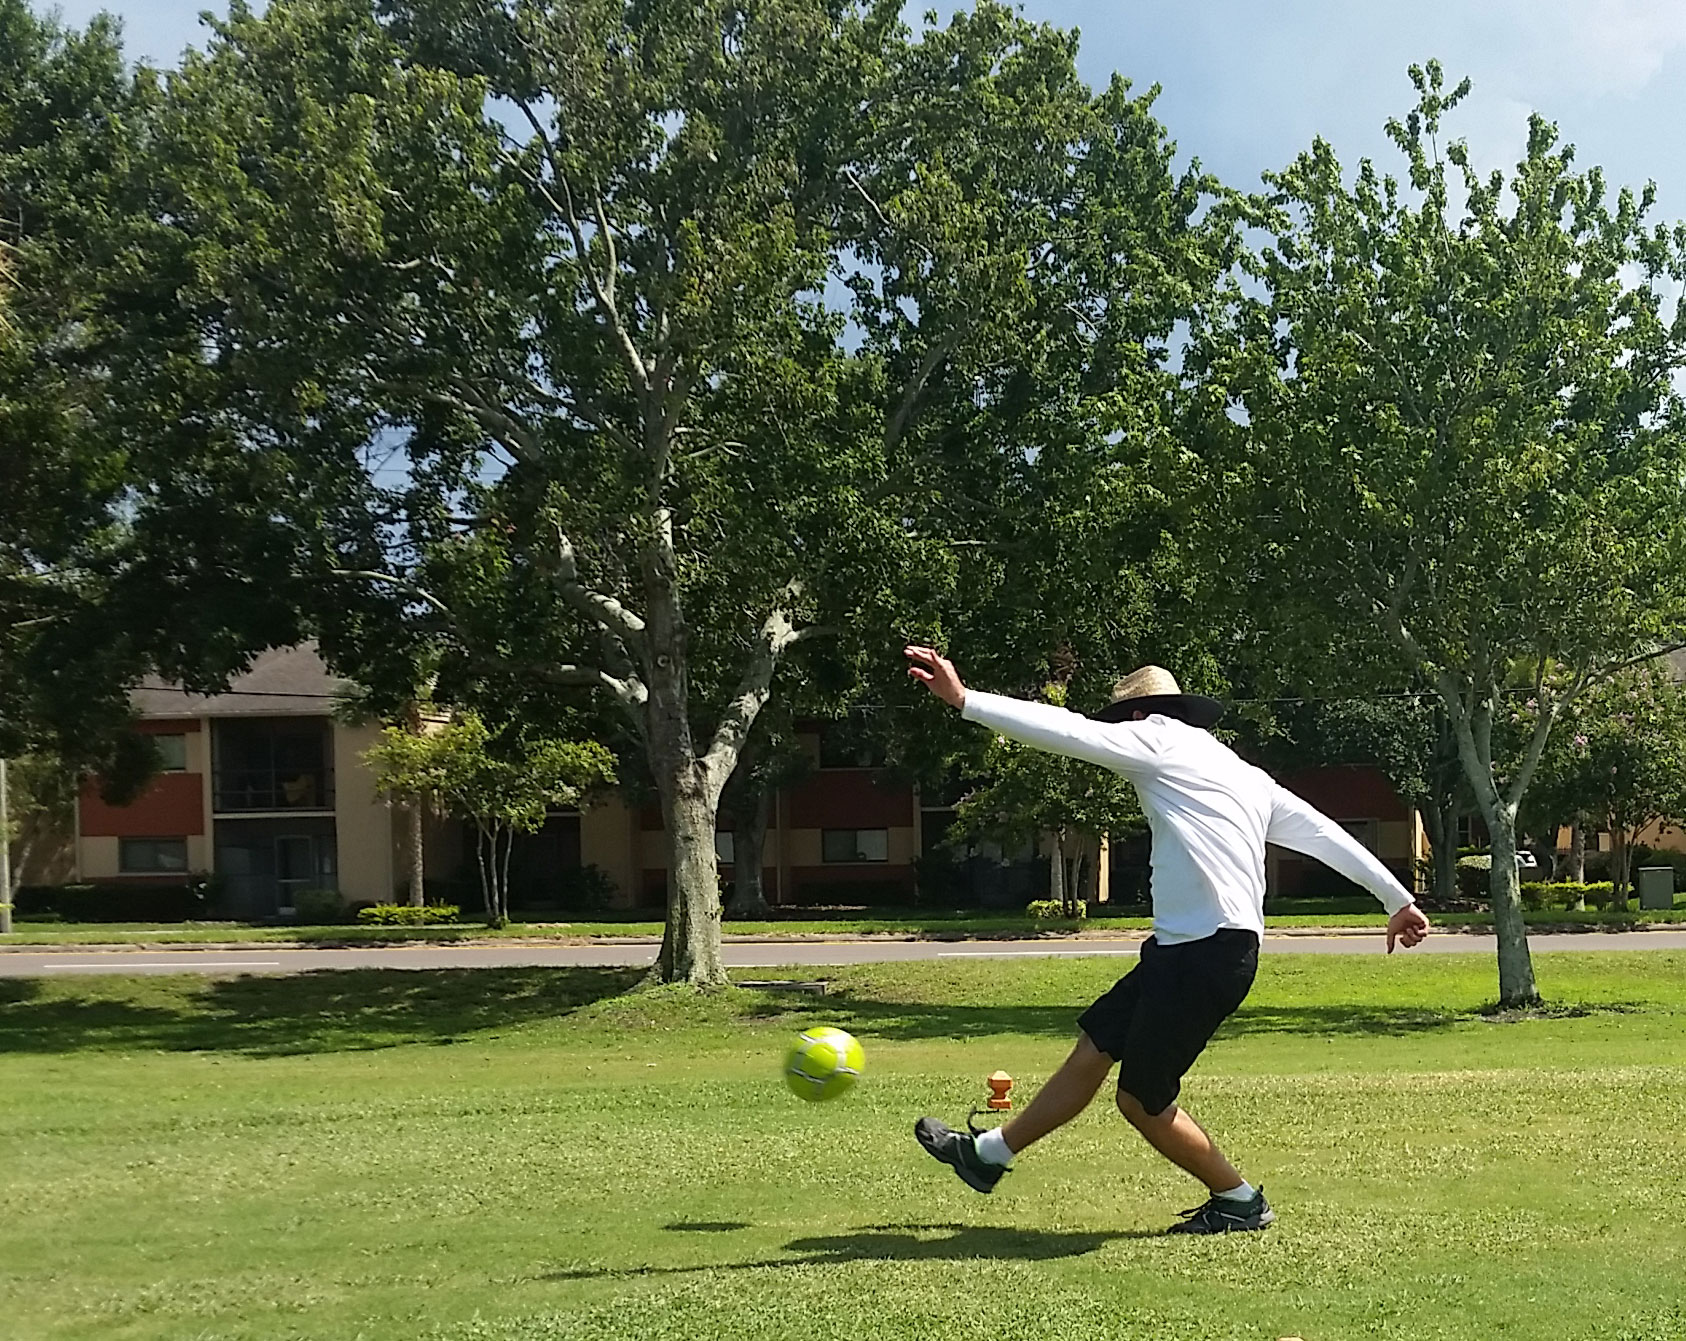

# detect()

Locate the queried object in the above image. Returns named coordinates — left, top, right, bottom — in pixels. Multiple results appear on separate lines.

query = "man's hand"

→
left=905, top=645, right=966, bottom=710
left=1386, top=903, right=1430, bottom=954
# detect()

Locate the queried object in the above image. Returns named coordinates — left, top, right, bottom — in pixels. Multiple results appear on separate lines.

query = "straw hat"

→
left=1093, top=665, right=1225, bottom=727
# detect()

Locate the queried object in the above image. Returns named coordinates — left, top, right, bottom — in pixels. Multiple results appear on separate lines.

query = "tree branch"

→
left=701, top=593, right=832, bottom=788
left=331, top=569, right=454, bottom=619
left=511, top=102, right=649, bottom=388
left=373, top=381, right=541, bottom=463
left=885, top=336, right=957, bottom=453
left=547, top=526, right=648, bottom=648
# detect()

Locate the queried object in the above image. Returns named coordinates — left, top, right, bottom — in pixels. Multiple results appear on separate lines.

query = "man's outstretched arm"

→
left=1267, top=784, right=1431, bottom=953
left=904, top=646, right=1158, bottom=775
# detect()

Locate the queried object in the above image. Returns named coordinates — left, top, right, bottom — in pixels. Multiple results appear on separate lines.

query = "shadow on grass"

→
left=1, top=967, right=1480, bottom=1060
left=0, top=968, right=642, bottom=1057
left=549, top=1221, right=1157, bottom=1279
left=756, top=988, right=1469, bottom=1042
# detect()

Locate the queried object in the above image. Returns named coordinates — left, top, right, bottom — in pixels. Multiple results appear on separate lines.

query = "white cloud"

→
left=1503, top=0, right=1686, bottom=96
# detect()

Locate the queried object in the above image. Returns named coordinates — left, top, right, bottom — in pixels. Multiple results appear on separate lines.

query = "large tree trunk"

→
left=654, top=764, right=727, bottom=984
left=407, top=797, right=425, bottom=907
left=1567, top=819, right=1585, bottom=888
left=1484, top=812, right=1539, bottom=1007
left=724, top=789, right=772, bottom=920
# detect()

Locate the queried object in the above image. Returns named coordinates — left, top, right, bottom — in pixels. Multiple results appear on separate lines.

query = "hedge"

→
left=12, top=882, right=213, bottom=923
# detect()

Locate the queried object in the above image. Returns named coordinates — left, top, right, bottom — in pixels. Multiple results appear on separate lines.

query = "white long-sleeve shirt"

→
left=961, top=690, right=1415, bottom=944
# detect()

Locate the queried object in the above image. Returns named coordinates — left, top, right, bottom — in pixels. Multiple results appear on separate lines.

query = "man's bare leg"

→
left=997, top=1032, right=1116, bottom=1154
left=1114, top=1087, right=1243, bottom=1193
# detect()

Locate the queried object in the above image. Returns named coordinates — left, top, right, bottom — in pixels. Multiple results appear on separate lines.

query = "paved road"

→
left=2, top=930, right=1684, bottom=976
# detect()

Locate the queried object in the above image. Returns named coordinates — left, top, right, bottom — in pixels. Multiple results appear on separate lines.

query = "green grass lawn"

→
left=4, top=954, right=1686, bottom=1339
left=6, top=899, right=1686, bottom=946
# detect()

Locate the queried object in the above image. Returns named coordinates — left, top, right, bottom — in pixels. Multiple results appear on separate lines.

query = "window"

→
left=823, top=828, right=889, bottom=863
left=1338, top=819, right=1379, bottom=854
left=1455, top=815, right=1475, bottom=848
left=213, top=720, right=333, bottom=812
left=154, top=734, right=188, bottom=771
left=818, top=713, right=888, bottom=769
left=120, top=838, right=189, bottom=874
left=714, top=831, right=735, bottom=864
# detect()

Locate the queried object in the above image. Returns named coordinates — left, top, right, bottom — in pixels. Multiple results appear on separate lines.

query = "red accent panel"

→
left=786, top=771, right=913, bottom=829
left=80, top=774, right=204, bottom=838
left=1278, top=766, right=1408, bottom=822
left=789, top=865, right=915, bottom=893
left=1275, top=855, right=1412, bottom=896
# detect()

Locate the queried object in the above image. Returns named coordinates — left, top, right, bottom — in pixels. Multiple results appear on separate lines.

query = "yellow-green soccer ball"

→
left=784, top=1026, right=865, bottom=1102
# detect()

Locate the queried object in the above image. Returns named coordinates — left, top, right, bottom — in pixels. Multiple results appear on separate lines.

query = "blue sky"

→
left=51, top=0, right=1686, bottom=226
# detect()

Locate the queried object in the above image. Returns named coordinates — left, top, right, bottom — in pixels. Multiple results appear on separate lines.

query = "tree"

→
left=133, top=0, right=1225, bottom=984
left=365, top=713, right=615, bottom=925
left=1187, top=63, right=1686, bottom=1006
left=1526, top=666, right=1686, bottom=905
left=953, top=684, right=1139, bottom=916
left=0, top=0, right=308, bottom=774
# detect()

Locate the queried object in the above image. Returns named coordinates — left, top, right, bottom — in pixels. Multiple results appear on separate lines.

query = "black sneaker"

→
left=914, top=1117, right=1008, bottom=1193
left=1166, top=1187, right=1275, bottom=1234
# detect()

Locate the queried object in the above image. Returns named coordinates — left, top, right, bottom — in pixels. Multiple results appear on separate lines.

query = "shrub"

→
left=1027, top=899, right=1085, bottom=920
left=292, top=887, right=350, bottom=925
left=1519, top=881, right=1614, bottom=910
left=356, top=903, right=461, bottom=926
left=554, top=863, right=619, bottom=914
left=1455, top=855, right=1491, bottom=900
left=36, top=880, right=214, bottom=923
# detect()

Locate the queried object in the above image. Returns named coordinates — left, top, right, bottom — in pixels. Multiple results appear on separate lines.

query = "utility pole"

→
left=1, top=757, right=12, bottom=935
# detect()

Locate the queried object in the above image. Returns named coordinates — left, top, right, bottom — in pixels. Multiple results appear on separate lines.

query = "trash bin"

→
left=1636, top=866, right=1675, bottom=912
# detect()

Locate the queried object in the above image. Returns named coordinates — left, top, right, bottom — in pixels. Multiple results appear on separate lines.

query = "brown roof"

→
left=131, top=643, right=349, bottom=719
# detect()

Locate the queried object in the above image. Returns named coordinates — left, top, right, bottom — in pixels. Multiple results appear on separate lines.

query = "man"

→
left=904, top=646, right=1431, bottom=1234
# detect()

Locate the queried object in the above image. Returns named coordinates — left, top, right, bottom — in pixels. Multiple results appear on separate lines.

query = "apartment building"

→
left=71, top=644, right=1426, bottom=913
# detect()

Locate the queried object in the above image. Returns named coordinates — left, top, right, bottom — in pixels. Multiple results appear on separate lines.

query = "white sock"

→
left=974, top=1125, right=1014, bottom=1166
left=1214, top=1181, right=1255, bottom=1202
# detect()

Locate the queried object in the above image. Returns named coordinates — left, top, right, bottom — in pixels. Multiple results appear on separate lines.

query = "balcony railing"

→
left=212, top=768, right=335, bottom=813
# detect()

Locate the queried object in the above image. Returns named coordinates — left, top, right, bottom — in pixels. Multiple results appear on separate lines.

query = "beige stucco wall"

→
left=581, top=799, right=638, bottom=907
left=1378, top=819, right=1416, bottom=862
left=333, top=722, right=394, bottom=904
left=80, top=836, right=119, bottom=880
left=74, top=833, right=211, bottom=880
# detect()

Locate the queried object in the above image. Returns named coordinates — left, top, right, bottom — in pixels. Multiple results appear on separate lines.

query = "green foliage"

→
left=551, top=864, right=619, bottom=916
left=1187, top=61, right=1686, bottom=1005
left=1026, top=898, right=1086, bottom=921
left=356, top=903, right=461, bottom=925
left=1525, top=667, right=1686, bottom=897
left=291, top=887, right=351, bottom=925
left=365, top=712, right=614, bottom=925
left=119, top=0, right=1225, bottom=982
left=0, top=0, right=308, bottom=768
left=28, top=881, right=214, bottom=923
left=1520, top=882, right=1614, bottom=911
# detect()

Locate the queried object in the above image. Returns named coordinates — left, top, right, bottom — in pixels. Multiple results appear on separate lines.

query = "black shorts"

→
left=1077, top=928, right=1259, bottom=1117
